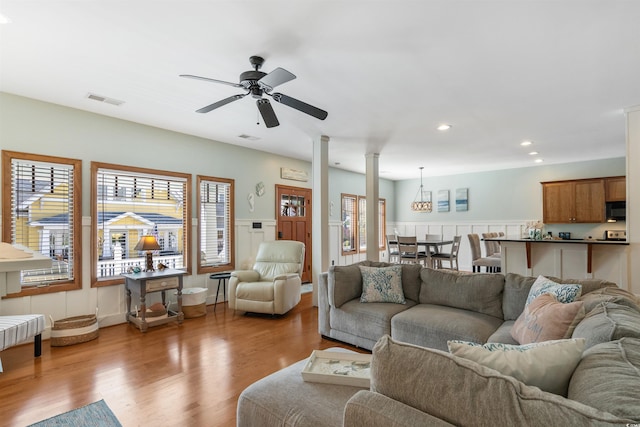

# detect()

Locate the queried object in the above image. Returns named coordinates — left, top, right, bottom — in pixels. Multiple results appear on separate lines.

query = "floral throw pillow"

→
left=359, top=265, right=405, bottom=304
left=525, top=275, right=582, bottom=307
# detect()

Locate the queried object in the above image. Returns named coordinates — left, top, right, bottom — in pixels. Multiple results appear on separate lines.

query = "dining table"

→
left=389, top=238, right=454, bottom=268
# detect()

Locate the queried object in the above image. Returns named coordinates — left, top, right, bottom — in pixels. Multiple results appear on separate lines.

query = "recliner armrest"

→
left=231, top=270, right=261, bottom=282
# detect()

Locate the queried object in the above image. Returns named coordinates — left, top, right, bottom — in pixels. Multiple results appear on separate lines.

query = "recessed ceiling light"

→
left=0, top=13, right=12, bottom=24
left=534, top=158, right=544, bottom=163
left=521, top=140, right=533, bottom=146
left=528, top=151, right=539, bottom=156
left=334, top=162, right=341, bottom=166
left=437, top=124, right=452, bottom=131
left=238, top=134, right=259, bottom=141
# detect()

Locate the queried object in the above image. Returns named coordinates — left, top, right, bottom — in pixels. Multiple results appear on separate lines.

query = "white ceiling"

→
left=1, top=1, right=639, bottom=180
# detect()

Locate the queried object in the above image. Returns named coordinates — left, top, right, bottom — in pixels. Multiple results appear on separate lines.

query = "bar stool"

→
left=209, top=272, right=231, bottom=312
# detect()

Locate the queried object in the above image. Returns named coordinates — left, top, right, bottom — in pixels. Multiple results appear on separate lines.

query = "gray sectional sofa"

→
left=237, top=261, right=640, bottom=426
left=318, top=261, right=621, bottom=351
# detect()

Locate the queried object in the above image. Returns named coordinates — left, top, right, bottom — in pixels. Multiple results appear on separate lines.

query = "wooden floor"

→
left=0, top=293, right=363, bottom=427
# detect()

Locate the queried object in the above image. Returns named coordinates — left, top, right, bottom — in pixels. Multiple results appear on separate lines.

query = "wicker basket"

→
left=50, top=313, right=99, bottom=347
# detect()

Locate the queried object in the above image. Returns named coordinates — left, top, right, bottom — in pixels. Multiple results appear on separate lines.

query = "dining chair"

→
left=481, top=232, right=501, bottom=256
left=467, top=233, right=501, bottom=272
left=397, top=236, right=430, bottom=267
left=386, top=234, right=400, bottom=263
left=431, top=235, right=461, bottom=270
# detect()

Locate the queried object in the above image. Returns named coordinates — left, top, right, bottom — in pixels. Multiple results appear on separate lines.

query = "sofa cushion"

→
left=419, top=268, right=504, bottom=319
left=391, top=304, right=503, bottom=352
left=486, top=320, right=519, bottom=345
left=237, top=348, right=365, bottom=427
left=330, top=299, right=415, bottom=343
left=503, top=273, right=617, bottom=321
left=371, top=335, right=628, bottom=426
left=359, top=265, right=405, bottom=304
left=399, top=263, right=423, bottom=303
left=344, top=390, right=455, bottom=427
left=447, top=338, right=585, bottom=396
left=511, top=294, right=586, bottom=344
left=568, top=338, right=640, bottom=422
left=525, top=275, right=582, bottom=307
left=578, top=287, right=640, bottom=313
left=328, top=263, right=363, bottom=308
left=572, top=302, right=640, bottom=349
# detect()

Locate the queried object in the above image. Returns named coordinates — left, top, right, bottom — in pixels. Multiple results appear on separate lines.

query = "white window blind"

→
left=11, top=158, right=75, bottom=285
left=198, top=177, right=233, bottom=270
left=95, top=167, right=187, bottom=279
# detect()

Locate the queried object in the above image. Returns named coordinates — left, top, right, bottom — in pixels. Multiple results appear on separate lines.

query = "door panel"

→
left=276, top=185, right=312, bottom=283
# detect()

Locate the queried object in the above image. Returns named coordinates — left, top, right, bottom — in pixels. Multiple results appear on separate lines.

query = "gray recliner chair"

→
left=229, top=240, right=305, bottom=315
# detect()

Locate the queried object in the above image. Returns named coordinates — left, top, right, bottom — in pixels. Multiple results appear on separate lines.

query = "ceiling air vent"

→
left=86, top=93, right=125, bottom=106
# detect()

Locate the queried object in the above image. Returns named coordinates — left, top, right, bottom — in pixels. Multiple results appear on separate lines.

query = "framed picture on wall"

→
left=456, top=188, right=468, bottom=211
left=437, top=190, right=449, bottom=212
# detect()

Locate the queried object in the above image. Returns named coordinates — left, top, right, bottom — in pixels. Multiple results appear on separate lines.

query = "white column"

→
left=312, top=135, right=330, bottom=306
left=365, top=153, right=380, bottom=261
left=625, top=105, right=640, bottom=295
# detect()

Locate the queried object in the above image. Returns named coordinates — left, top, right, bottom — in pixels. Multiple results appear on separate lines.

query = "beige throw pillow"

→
left=511, top=293, right=586, bottom=344
left=447, top=338, right=586, bottom=396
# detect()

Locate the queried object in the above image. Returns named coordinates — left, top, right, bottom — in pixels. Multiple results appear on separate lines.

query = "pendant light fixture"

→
left=411, top=167, right=432, bottom=212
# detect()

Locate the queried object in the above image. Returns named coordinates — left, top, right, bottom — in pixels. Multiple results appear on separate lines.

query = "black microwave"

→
left=605, top=201, right=626, bottom=221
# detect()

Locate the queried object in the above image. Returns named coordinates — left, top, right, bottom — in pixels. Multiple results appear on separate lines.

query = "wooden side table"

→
left=122, top=269, right=185, bottom=332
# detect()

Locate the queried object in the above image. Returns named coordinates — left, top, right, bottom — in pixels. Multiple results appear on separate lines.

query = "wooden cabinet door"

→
left=542, top=182, right=575, bottom=223
left=605, top=176, right=626, bottom=202
left=574, top=179, right=605, bottom=223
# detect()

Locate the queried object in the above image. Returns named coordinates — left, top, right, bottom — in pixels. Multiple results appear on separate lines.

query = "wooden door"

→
left=542, top=181, right=575, bottom=223
left=276, top=185, right=312, bottom=283
left=575, top=179, right=605, bottom=223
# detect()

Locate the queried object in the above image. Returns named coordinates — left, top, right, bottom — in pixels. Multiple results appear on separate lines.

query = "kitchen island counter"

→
left=486, top=237, right=628, bottom=288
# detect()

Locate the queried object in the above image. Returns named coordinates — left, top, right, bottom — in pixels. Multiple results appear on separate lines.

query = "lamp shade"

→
left=134, top=235, right=161, bottom=251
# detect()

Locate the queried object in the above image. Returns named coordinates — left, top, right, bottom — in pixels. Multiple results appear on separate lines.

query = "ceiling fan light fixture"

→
left=411, top=167, right=432, bottom=212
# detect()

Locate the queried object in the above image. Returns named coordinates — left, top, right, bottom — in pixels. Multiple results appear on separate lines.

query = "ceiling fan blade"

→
left=271, top=93, right=328, bottom=120
left=180, top=74, right=243, bottom=88
left=258, top=67, right=296, bottom=92
left=256, top=99, right=280, bottom=128
left=196, top=94, right=247, bottom=113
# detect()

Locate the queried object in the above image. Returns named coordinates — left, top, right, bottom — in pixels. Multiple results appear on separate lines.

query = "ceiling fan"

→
left=180, top=56, right=328, bottom=128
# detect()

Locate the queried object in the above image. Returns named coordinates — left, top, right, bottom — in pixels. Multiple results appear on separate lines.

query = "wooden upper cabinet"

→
left=605, top=176, right=626, bottom=202
left=542, top=178, right=605, bottom=224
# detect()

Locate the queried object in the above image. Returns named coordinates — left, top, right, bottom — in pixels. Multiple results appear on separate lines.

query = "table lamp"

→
left=134, top=235, right=161, bottom=272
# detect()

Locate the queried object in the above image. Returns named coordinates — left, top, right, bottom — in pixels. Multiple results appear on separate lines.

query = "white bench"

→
left=0, top=314, right=45, bottom=371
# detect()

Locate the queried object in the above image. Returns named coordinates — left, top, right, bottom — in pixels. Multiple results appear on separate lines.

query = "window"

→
left=341, top=194, right=386, bottom=255
left=378, top=198, right=386, bottom=250
left=358, top=196, right=367, bottom=252
left=198, top=175, right=234, bottom=274
left=341, top=194, right=357, bottom=254
left=91, top=162, right=191, bottom=286
left=2, top=150, right=82, bottom=295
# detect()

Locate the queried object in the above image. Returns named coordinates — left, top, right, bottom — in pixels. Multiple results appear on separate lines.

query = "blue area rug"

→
left=28, top=400, right=122, bottom=427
